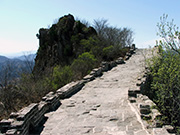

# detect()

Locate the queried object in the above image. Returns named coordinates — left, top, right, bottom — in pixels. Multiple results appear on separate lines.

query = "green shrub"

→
left=19, top=73, right=52, bottom=101
left=102, top=45, right=129, bottom=61
left=146, top=15, right=180, bottom=127
left=51, top=65, right=73, bottom=90
left=102, top=45, right=114, bottom=61
left=71, top=52, right=97, bottom=79
left=79, top=36, right=101, bottom=57
left=119, top=47, right=130, bottom=57
left=80, top=37, right=96, bottom=52
left=148, top=50, right=180, bottom=126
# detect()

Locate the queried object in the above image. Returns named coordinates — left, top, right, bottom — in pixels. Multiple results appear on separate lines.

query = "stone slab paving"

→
left=40, top=49, right=152, bottom=135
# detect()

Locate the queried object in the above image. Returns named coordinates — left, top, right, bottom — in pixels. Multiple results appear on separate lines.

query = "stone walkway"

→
left=40, top=49, right=151, bottom=135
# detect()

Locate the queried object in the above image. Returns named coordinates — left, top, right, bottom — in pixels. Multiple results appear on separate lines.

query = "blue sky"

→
left=0, top=0, right=180, bottom=57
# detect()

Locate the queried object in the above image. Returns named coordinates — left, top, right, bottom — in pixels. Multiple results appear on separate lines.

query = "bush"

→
left=51, top=65, right=73, bottom=90
left=102, top=45, right=114, bottom=61
left=19, top=73, right=52, bottom=101
left=148, top=51, right=180, bottom=126
left=157, top=14, right=180, bottom=54
left=102, top=45, right=129, bottom=61
left=80, top=36, right=99, bottom=53
left=71, top=52, right=97, bottom=79
left=73, top=36, right=102, bottom=58
left=147, top=14, right=180, bottom=128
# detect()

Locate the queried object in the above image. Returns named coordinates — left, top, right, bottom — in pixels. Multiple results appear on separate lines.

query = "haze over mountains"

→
left=0, top=53, right=36, bottom=83
left=0, top=53, right=36, bottom=64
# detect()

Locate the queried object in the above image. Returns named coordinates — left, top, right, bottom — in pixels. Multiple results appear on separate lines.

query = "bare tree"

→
left=93, top=18, right=109, bottom=38
left=22, top=53, right=35, bottom=74
left=157, top=14, right=180, bottom=54
left=0, top=53, right=35, bottom=89
left=119, top=28, right=134, bottom=47
left=93, top=19, right=134, bottom=48
left=0, top=61, right=17, bottom=89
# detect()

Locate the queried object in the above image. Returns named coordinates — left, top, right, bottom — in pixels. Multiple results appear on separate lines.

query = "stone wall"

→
left=0, top=47, right=136, bottom=135
left=128, top=69, right=176, bottom=135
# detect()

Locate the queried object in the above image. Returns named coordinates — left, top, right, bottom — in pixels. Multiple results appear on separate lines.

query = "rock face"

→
left=33, top=14, right=97, bottom=75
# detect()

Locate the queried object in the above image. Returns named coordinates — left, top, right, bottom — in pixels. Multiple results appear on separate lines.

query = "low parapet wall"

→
left=0, top=47, right=136, bottom=135
left=128, top=69, right=176, bottom=135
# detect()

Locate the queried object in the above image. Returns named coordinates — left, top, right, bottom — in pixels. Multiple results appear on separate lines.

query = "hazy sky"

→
left=0, top=0, right=180, bottom=56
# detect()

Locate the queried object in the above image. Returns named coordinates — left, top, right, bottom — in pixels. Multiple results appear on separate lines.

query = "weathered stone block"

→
left=139, top=104, right=151, bottom=114
left=109, top=61, right=117, bottom=68
left=0, top=119, right=12, bottom=126
left=10, top=121, right=25, bottom=130
left=136, top=81, right=142, bottom=86
left=115, top=57, right=124, bottom=65
left=83, top=74, right=95, bottom=82
left=129, top=87, right=141, bottom=94
left=42, top=92, right=54, bottom=101
left=128, top=90, right=137, bottom=98
left=10, top=112, right=19, bottom=119
left=16, top=103, right=38, bottom=121
left=129, top=48, right=135, bottom=54
left=140, top=95, right=149, bottom=101
left=89, top=71, right=95, bottom=76
left=129, top=97, right=136, bottom=103
left=101, top=62, right=109, bottom=71
left=153, top=128, right=170, bottom=135
left=57, top=81, right=84, bottom=99
left=126, top=52, right=132, bottom=57
left=95, top=68, right=103, bottom=77
left=125, top=55, right=129, bottom=61
left=30, top=101, right=49, bottom=127
left=0, top=119, right=13, bottom=133
left=5, top=129, right=18, bottom=135
left=90, top=68, right=102, bottom=77
left=44, top=94, right=60, bottom=111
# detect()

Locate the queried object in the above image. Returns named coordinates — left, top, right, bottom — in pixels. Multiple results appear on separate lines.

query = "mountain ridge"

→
left=0, top=55, right=9, bottom=63
left=0, top=53, right=36, bottom=63
left=0, top=53, right=36, bottom=82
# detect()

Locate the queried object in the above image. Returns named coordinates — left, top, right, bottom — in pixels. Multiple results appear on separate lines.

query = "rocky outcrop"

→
left=33, top=14, right=97, bottom=75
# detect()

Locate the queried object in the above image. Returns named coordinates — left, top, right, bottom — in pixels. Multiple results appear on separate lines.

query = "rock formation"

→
left=33, top=14, right=97, bottom=75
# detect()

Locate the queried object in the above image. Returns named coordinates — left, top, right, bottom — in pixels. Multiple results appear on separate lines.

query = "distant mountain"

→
left=14, top=54, right=36, bottom=61
left=0, top=53, right=36, bottom=63
left=0, top=55, right=10, bottom=63
left=0, top=53, right=36, bottom=86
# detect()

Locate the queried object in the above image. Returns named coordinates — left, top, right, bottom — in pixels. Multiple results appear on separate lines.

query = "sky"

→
left=0, top=0, right=180, bottom=57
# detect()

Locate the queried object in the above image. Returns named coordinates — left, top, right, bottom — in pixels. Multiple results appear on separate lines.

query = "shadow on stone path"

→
left=40, top=49, right=152, bottom=135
